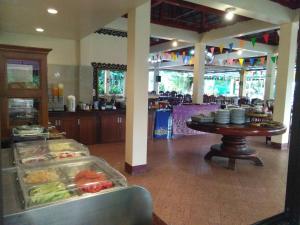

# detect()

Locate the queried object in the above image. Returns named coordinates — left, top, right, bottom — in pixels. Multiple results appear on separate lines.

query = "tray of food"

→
left=12, top=125, right=49, bottom=138
left=14, top=139, right=90, bottom=165
left=17, top=156, right=127, bottom=208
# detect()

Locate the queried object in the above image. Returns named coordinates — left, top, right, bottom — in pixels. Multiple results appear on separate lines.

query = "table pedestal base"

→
left=204, top=135, right=263, bottom=170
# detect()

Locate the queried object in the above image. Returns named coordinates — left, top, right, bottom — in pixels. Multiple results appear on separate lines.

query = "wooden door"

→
left=59, top=117, right=79, bottom=140
left=100, top=114, right=120, bottom=143
left=79, top=116, right=96, bottom=145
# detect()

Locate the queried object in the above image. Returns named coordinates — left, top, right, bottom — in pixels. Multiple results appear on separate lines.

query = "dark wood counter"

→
left=49, top=110, right=155, bottom=145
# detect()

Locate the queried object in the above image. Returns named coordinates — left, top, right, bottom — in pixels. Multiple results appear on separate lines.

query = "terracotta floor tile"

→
left=89, top=134, right=288, bottom=225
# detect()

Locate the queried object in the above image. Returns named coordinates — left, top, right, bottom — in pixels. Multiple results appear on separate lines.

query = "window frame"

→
left=91, top=62, right=127, bottom=100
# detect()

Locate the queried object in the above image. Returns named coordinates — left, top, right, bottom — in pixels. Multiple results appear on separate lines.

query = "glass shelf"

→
left=8, top=98, right=39, bottom=126
left=7, top=59, right=40, bottom=89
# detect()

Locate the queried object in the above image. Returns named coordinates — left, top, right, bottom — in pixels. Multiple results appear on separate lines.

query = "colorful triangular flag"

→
left=219, top=44, right=224, bottom=54
left=229, top=43, right=234, bottom=52
left=249, top=58, right=255, bottom=66
left=260, top=57, right=265, bottom=65
left=251, top=37, right=257, bottom=47
left=218, top=59, right=223, bottom=65
left=239, top=39, right=245, bottom=48
left=263, top=33, right=270, bottom=44
left=271, top=56, right=277, bottom=64
left=239, top=58, right=244, bottom=66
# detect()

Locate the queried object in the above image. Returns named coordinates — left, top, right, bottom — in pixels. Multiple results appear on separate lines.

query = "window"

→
left=244, top=70, right=266, bottom=99
left=97, top=70, right=126, bottom=96
left=204, top=72, right=240, bottom=96
left=156, top=70, right=193, bottom=94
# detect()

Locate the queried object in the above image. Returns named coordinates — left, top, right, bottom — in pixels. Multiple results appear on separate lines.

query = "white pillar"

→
left=153, top=64, right=159, bottom=93
left=264, top=54, right=276, bottom=100
left=125, top=1, right=150, bottom=174
left=192, top=43, right=205, bottom=103
left=272, top=22, right=299, bottom=148
left=239, top=69, right=247, bottom=98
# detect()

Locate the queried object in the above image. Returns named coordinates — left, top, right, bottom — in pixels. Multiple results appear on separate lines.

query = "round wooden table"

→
left=186, top=121, right=286, bottom=169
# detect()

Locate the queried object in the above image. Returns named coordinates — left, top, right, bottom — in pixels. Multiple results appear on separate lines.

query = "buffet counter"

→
left=2, top=138, right=154, bottom=225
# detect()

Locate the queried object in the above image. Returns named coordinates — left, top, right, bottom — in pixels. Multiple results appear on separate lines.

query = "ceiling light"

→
left=35, top=27, right=44, bottom=32
left=47, top=8, right=58, bottom=14
left=225, top=7, right=235, bottom=21
left=172, top=40, right=178, bottom=47
left=190, top=49, right=195, bottom=55
left=237, top=50, right=243, bottom=55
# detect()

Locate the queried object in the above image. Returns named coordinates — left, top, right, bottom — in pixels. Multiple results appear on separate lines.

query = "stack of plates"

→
left=230, top=108, right=246, bottom=124
left=215, top=109, right=230, bottom=124
left=191, top=115, right=214, bottom=123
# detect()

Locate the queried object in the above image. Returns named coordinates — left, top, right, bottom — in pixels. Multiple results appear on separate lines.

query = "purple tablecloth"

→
left=172, top=104, right=220, bottom=136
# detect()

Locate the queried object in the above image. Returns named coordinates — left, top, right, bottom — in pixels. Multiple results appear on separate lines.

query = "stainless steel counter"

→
left=3, top=170, right=153, bottom=225
left=1, top=148, right=15, bottom=171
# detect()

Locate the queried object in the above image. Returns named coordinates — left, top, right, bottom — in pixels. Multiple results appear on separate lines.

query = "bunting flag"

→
left=218, top=59, right=223, bottom=65
left=263, top=33, right=270, bottom=44
left=227, top=58, right=234, bottom=65
left=210, top=47, right=215, bottom=55
left=250, top=58, right=255, bottom=66
left=260, top=57, right=265, bottom=65
left=239, top=58, right=244, bottom=66
left=229, top=43, right=234, bottom=52
left=219, top=44, right=224, bottom=54
left=271, top=56, right=277, bottom=64
left=239, top=39, right=245, bottom=48
left=251, top=37, right=257, bottom=47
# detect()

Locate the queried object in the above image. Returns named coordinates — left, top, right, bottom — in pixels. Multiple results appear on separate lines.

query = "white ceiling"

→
left=0, top=0, right=147, bottom=39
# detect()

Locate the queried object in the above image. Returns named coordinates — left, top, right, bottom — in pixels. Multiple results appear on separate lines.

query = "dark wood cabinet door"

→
left=118, top=114, right=126, bottom=142
left=100, top=114, right=120, bottom=143
left=59, top=117, right=79, bottom=140
left=79, top=116, right=96, bottom=145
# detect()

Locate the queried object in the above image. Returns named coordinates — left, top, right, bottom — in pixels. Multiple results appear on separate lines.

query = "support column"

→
left=239, top=69, right=247, bottom=98
left=192, top=43, right=205, bottom=103
left=272, top=22, right=299, bottom=149
left=125, top=1, right=150, bottom=174
left=153, top=64, right=159, bottom=93
left=264, top=54, right=276, bottom=100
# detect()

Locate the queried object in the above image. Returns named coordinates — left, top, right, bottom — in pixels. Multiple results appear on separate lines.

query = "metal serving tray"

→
left=14, top=139, right=90, bottom=166
left=3, top=169, right=152, bottom=225
left=17, top=156, right=127, bottom=209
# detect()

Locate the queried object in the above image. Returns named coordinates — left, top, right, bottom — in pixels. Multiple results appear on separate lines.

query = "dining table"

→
left=186, top=121, right=286, bottom=169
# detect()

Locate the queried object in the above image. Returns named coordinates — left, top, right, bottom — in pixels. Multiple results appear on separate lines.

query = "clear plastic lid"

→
left=17, top=156, right=127, bottom=208
left=12, top=125, right=49, bottom=138
left=14, top=139, right=90, bottom=165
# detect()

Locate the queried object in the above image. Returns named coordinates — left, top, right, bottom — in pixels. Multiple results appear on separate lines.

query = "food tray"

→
left=17, top=156, right=127, bottom=208
left=14, top=139, right=90, bottom=166
left=12, top=125, right=49, bottom=141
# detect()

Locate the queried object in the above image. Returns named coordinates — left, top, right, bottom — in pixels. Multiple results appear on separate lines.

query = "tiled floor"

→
left=89, top=134, right=288, bottom=225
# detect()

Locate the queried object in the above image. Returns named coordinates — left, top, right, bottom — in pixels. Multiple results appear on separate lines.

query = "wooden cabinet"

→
left=0, top=44, right=51, bottom=139
left=99, top=114, right=125, bottom=143
left=49, top=114, right=96, bottom=145
left=60, top=117, right=79, bottom=140
left=78, top=116, right=96, bottom=145
left=49, top=110, right=155, bottom=145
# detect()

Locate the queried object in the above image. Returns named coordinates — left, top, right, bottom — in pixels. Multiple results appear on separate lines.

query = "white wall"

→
left=0, top=32, right=79, bottom=65
left=80, top=33, right=127, bottom=66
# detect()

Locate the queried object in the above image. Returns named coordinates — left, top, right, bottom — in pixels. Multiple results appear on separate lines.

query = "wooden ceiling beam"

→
left=151, top=0, right=164, bottom=8
left=174, top=9, right=197, bottom=20
left=161, top=0, right=226, bottom=16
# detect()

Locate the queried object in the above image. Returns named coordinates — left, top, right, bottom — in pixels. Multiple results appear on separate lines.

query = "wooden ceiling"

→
left=151, top=0, right=251, bottom=33
left=270, top=0, right=300, bottom=9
